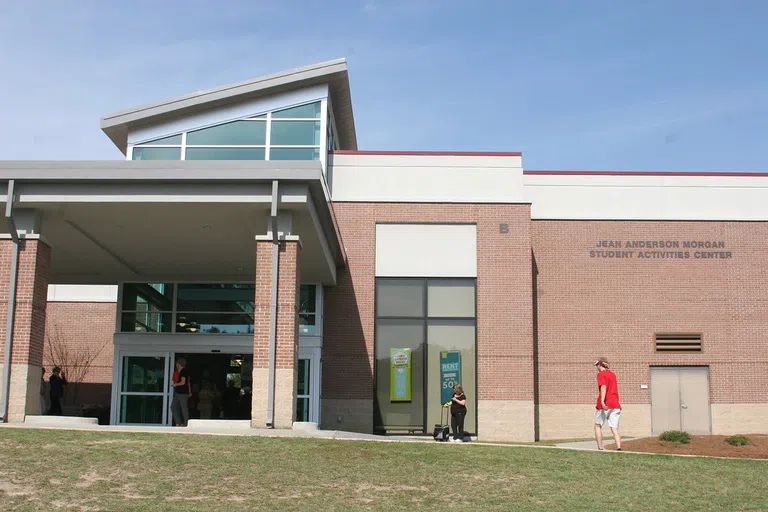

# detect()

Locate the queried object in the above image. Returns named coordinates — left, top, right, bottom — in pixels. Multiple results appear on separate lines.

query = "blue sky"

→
left=1, top=0, right=767, bottom=171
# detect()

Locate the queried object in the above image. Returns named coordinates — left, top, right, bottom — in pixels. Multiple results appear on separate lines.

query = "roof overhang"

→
left=0, top=160, right=347, bottom=285
left=100, top=58, right=357, bottom=154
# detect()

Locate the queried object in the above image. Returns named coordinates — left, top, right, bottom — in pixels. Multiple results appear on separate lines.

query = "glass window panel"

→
left=121, top=356, right=165, bottom=393
left=377, top=280, right=424, bottom=317
left=175, top=313, right=254, bottom=334
left=270, top=121, right=320, bottom=145
left=299, top=314, right=316, bottom=335
left=249, top=114, right=267, bottom=119
left=297, top=359, right=310, bottom=396
left=186, top=120, right=266, bottom=145
left=140, top=134, right=182, bottom=145
left=132, top=147, right=181, bottom=160
left=272, top=102, right=321, bottom=119
left=300, top=285, right=316, bottom=314
left=269, top=148, right=320, bottom=161
left=375, top=318, right=425, bottom=431
left=185, top=147, right=265, bottom=161
left=121, top=312, right=172, bottom=333
left=176, top=284, right=255, bottom=313
left=120, top=395, right=164, bottom=424
left=426, top=320, right=476, bottom=435
left=296, top=398, right=309, bottom=422
left=427, top=280, right=476, bottom=318
left=122, top=283, right=173, bottom=311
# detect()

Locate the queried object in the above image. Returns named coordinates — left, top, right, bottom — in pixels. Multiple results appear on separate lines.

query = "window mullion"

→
left=171, top=284, right=178, bottom=333
left=265, top=112, right=271, bottom=160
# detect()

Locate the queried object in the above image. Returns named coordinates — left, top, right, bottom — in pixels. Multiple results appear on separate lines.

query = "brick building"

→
left=0, top=59, right=766, bottom=441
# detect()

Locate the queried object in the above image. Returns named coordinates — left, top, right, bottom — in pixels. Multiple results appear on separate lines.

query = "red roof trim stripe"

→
left=525, top=170, right=768, bottom=177
left=332, top=150, right=522, bottom=157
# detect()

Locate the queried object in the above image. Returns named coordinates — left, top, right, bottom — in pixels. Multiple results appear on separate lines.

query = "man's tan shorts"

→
left=595, top=408, right=621, bottom=428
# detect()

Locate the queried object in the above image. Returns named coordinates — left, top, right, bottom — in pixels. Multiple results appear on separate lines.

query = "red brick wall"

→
left=325, top=203, right=533, bottom=402
left=0, top=240, right=50, bottom=367
left=253, top=241, right=300, bottom=370
left=532, top=220, right=768, bottom=405
left=43, top=302, right=115, bottom=406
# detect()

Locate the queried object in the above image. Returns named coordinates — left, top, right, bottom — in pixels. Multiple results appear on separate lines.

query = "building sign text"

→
left=589, top=240, right=732, bottom=260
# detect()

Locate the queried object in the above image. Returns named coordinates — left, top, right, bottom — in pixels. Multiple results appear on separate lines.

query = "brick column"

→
left=252, top=239, right=301, bottom=428
left=0, top=239, right=50, bottom=421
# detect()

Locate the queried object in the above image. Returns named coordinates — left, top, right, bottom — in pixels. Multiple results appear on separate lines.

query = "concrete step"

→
left=186, top=419, right=251, bottom=429
left=24, top=415, right=98, bottom=426
left=293, top=421, right=319, bottom=431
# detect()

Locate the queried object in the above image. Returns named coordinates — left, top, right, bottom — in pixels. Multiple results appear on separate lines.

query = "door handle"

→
left=681, top=405, right=688, bottom=409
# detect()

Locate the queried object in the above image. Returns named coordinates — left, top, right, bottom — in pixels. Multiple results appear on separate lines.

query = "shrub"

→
left=725, top=435, right=750, bottom=446
left=658, top=430, right=691, bottom=444
left=81, top=404, right=110, bottom=425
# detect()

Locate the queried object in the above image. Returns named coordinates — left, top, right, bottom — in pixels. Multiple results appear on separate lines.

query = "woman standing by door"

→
left=170, top=358, right=190, bottom=426
left=450, top=384, right=467, bottom=442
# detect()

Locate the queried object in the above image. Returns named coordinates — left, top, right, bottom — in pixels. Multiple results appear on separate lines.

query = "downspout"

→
left=0, top=180, right=20, bottom=422
left=266, top=180, right=279, bottom=428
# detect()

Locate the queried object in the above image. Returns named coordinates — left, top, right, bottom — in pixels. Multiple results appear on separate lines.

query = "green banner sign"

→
left=440, top=351, right=462, bottom=404
left=390, top=348, right=412, bottom=402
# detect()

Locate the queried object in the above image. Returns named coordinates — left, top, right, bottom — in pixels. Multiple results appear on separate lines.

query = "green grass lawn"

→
left=0, top=429, right=766, bottom=511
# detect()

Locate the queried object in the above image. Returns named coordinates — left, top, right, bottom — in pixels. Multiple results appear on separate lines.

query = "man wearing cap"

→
left=594, top=358, right=622, bottom=451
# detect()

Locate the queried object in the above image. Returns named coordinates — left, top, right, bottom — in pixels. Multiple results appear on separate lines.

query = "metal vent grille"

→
left=655, top=334, right=702, bottom=352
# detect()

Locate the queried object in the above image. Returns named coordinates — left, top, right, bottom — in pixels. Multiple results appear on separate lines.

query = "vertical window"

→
left=299, top=285, right=318, bottom=335
left=374, top=279, right=476, bottom=434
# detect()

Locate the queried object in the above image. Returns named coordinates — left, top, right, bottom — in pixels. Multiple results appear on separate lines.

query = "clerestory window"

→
left=129, top=101, right=323, bottom=162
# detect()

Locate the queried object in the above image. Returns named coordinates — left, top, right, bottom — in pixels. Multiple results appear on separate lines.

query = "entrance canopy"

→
left=0, top=160, right=345, bottom=285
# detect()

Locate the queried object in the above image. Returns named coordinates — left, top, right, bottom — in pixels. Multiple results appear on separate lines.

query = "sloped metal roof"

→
left=100, top=58, right=356, bottom=154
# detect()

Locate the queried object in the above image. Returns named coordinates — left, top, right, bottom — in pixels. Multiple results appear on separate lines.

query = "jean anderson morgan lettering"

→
left=595, top=240, right=622, bottom=248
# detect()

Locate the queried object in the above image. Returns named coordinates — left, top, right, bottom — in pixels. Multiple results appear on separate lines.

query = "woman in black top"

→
left=449, top=384, right=467, bottom=442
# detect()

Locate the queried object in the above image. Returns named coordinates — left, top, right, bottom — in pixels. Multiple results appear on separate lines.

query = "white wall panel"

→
left=375, top=224, right=476, bottom=277
left=48, top=284, right=117, bottom=302
left=331, top=153, right=524, bottom=203
left=524, top=174, right=768, bottom=220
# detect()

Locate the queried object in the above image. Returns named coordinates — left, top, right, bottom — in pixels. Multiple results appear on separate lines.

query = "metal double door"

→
left=650, top=366, right=711, bottom=435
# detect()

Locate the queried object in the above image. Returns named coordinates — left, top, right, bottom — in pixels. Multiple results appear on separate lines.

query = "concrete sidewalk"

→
left=554, top=439, right=629, bottom=451
left=556, top=440, right=609, bottom=451
left=0, top=418, right=423, bottom=442
left=1, top=418, right=626, bottom=451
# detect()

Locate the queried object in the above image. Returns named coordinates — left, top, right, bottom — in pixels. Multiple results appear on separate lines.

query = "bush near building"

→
left=725, top=435, right=750, bottom=446
left=659, top=430, right=692, bottom=444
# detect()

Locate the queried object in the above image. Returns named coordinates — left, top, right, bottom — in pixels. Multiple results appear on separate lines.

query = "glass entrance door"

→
left=296, top=347, right=320, bottom=423
left=118, top=354, right=169, bottom=424
left=296, top=358, right=311, bottom=421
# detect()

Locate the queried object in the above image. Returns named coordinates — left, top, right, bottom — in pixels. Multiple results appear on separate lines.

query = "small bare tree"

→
left=44, top=327, right=108, bottom=406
